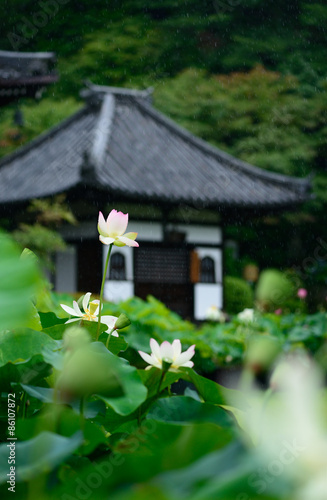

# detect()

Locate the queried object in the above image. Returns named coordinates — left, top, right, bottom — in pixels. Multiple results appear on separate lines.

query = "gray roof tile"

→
left=0, top=84, right=311, bottom=208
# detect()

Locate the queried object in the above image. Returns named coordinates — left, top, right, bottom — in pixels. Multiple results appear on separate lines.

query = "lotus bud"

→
left=114, top=313, right=131, bottom=330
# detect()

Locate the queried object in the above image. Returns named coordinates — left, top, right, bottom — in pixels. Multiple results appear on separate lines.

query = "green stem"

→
left=96, top=243, right=113, bottom=340
left=105, top=327, right=115, bottom=349
left=80, top=395, right=86, bottom=431
left=52, top=386, right=61, bottom=434
left=137, top=406, right=142, bottom=427
left=156, top=370, right=166, bottom=397
left=21, top=391, right=27, bottom=420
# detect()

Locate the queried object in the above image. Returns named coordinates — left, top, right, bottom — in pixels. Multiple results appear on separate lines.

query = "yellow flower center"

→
left=82, top=311, right=96, bottom=321
left=82, top=301, right=99, bottom=321
left=89, top=301, right=99, bottom=316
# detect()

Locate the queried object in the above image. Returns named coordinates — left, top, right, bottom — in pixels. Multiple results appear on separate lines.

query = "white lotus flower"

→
left=237, top=308, right=255, bottom=323
left=60, top=292, right=119, bottom=336
left=138, top=338, right=195, bottom=372
left=206, top=305, right=225, bottom=322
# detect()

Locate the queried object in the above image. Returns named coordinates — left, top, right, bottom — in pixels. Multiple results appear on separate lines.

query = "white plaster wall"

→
left=104, top=281, right=134, bottom=303
left=194, top=283, right=223, bottom=320
left=128, top=221, right=162, bottom=241
left=102, top=243, right=136, bottom=303
left=167, top=224, right=222, bottom=245
left=60, top=220, right=163, bottom=242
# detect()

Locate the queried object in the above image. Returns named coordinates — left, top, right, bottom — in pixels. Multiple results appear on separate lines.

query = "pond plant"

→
left=0, top=211, right=326, bottom=500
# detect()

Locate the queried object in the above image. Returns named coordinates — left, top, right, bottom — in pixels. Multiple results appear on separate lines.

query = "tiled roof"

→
left=0, top=83, right=311, bottom=208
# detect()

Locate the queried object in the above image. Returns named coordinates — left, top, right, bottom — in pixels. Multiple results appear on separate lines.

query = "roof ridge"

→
left=80, top=82, right=153, bottom=101
left=0, top=104, right=91, bottom=170
left=134, top=98, right=310, bottom=192
left=90, top=93, right=115, bottom=169
left=0, top=50, right=56, bottom=59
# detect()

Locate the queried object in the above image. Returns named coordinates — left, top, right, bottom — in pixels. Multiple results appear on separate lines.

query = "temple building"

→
left=0, top=83, right=311, bottom=319
left=0, top=50, right=58, bottom=106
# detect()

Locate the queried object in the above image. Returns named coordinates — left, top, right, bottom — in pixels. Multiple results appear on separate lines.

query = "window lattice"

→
left=135, top=247, right=189, bottom=284
left=109, top=252, right=126, bottom=280
left=200, top=256, right=215, bottom=283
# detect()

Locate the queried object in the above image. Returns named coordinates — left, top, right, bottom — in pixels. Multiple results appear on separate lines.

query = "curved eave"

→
left=68, top=179, right=312, bottom=212
left=0, top=74, right=58, bottom=86
left=0, top=169, right=311, bottom=213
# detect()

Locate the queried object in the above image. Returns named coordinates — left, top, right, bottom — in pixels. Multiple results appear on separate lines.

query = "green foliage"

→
left=224, top=276, right=254, bottom=314
left=1, top=0, right=326, bottom=84
left=0, top=232, right=41, bottom=331
left=0, top=431, right=83, bottom=482
left=12, top=224, right=66, bottom=270
left=0, top=98, right=80, bottom=159
left=28, top=195, right=77, bottom=227
left=10, top=196, right=77, bottom=270
left=56, top=293, right=326, bottom=373
left=0, top=329, right=57, bottom=367
left=154, top=66, right=321, bottom=178
left=0, top=228, right=326, bottom=500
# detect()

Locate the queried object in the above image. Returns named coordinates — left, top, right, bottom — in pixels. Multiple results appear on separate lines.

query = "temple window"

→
left=200, top=256, right=215, bottom=283
left=109, top=252, right=126, bottom=280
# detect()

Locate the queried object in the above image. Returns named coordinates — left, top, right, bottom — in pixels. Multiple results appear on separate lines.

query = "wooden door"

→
left=77, top=238, right=102, bottom=294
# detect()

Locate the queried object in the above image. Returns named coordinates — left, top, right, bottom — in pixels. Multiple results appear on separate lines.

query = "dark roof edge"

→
left=81, top=82, right=153, bottom=99
left=0, top=104, right=90, bottom=170
left=0, top=50, right=56, bottom=59
left=86, top=180, right=310, bottom=211
left=0, top=74, right=58, bottom=85
left=134, top=98, right=311, bottom=192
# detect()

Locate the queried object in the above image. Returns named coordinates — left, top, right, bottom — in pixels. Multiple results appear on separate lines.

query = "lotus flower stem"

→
left=80, top=395, right=86, bottom=431
left=157, top=370, right=166, bottom=396
left=21, top=391, right=27, bottom=420
left=96, top=243, right=113, bottom=340
left=137, top=407, right=142, bottom=427
left=106, top=327, right=116, bottom=349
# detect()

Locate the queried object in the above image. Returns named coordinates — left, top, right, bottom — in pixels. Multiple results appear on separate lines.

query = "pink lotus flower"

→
left=297, top=288, right=307, bottom=299
left=97, top=210, right=139, bottom=247
left=139, top=339, right=195, bottom=372
left=274, top=308, right=283, bottom=315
